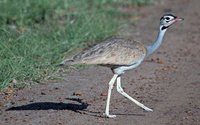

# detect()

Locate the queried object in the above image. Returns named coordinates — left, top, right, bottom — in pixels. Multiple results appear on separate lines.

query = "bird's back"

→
left=61, top=37, right=147, bottom=66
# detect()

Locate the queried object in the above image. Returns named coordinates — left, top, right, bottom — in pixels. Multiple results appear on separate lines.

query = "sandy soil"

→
left=0, top=0, right=200, bottom=125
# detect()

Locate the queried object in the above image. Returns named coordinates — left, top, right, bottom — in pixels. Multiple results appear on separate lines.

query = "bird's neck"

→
left=146, top=26, right=167, bottom=56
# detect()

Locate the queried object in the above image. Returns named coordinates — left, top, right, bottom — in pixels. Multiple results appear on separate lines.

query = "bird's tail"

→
left=57, top=59, right=76, bottom=67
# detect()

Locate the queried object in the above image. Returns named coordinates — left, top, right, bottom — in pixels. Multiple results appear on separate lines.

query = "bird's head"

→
left=160, top=14, right=184, bottom=30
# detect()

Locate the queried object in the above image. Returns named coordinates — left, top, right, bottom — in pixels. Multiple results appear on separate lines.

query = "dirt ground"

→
left=0, top=0, right=200, bottom=125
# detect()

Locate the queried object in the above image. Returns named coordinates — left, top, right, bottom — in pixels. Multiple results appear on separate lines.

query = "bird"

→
left=60, top=14, right=184, bottom=118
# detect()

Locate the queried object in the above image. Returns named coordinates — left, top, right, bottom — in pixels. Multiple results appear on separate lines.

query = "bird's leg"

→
left=103, top=74, right=118, bottom=118
left=116, top=77, right=153, bottom=112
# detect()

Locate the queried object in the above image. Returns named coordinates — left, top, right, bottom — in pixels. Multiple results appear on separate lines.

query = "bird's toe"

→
left=144, top=107, right=153, bottom=112
left=103, top=113, right=116, bottom=118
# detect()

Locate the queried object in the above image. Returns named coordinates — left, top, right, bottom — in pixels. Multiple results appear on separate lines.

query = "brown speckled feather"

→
left=62, top=37, right=147, bottom=66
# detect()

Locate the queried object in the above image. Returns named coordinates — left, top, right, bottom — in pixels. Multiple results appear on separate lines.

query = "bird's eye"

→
left=166, top=17, right=170, bottom=20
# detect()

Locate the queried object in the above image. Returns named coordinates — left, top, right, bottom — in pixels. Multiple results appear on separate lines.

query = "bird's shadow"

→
left=6, top=98, right=89, bottom=113
left=6, top=98, right=146, bottom=118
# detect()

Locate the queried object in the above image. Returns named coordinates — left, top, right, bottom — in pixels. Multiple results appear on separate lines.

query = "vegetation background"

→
left=0, top=0, right=152, bottom=90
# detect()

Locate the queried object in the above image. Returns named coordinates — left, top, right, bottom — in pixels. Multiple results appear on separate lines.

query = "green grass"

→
left=0, top=0, right=153, bottom=90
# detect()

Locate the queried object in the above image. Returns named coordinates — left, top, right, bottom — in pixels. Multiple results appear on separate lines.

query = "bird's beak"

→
left=175, top=17, right=184, bottom=22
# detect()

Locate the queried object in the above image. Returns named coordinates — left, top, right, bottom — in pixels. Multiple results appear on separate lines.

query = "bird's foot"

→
left=103, top=113, right=116, bottom=118
left=143, top=106, right=153, bottom=112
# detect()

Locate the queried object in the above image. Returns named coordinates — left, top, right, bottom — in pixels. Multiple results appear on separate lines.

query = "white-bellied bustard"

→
left=60, top=14, right=183, bottom=118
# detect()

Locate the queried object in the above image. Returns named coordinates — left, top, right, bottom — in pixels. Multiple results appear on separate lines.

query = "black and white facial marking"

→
left=160, top=14, right=177, bottom=30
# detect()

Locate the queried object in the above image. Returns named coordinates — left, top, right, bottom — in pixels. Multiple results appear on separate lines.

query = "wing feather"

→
left=62, top=38, right=147, bottom=65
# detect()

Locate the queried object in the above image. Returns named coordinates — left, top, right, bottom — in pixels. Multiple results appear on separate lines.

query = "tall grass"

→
left=0, top=0, right=152, bottom=90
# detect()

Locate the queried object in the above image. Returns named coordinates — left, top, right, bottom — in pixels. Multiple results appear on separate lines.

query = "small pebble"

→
left=41, top=92, right=46, bottom=95
left=54, top=87, right=59, bottom=90
left=73, top=91, right=82, bottom=96
left=100, top=92, right=107, bottom=96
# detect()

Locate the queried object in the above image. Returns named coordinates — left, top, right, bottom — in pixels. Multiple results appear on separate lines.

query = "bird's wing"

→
left=62, top=38, right=147, bottom=65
